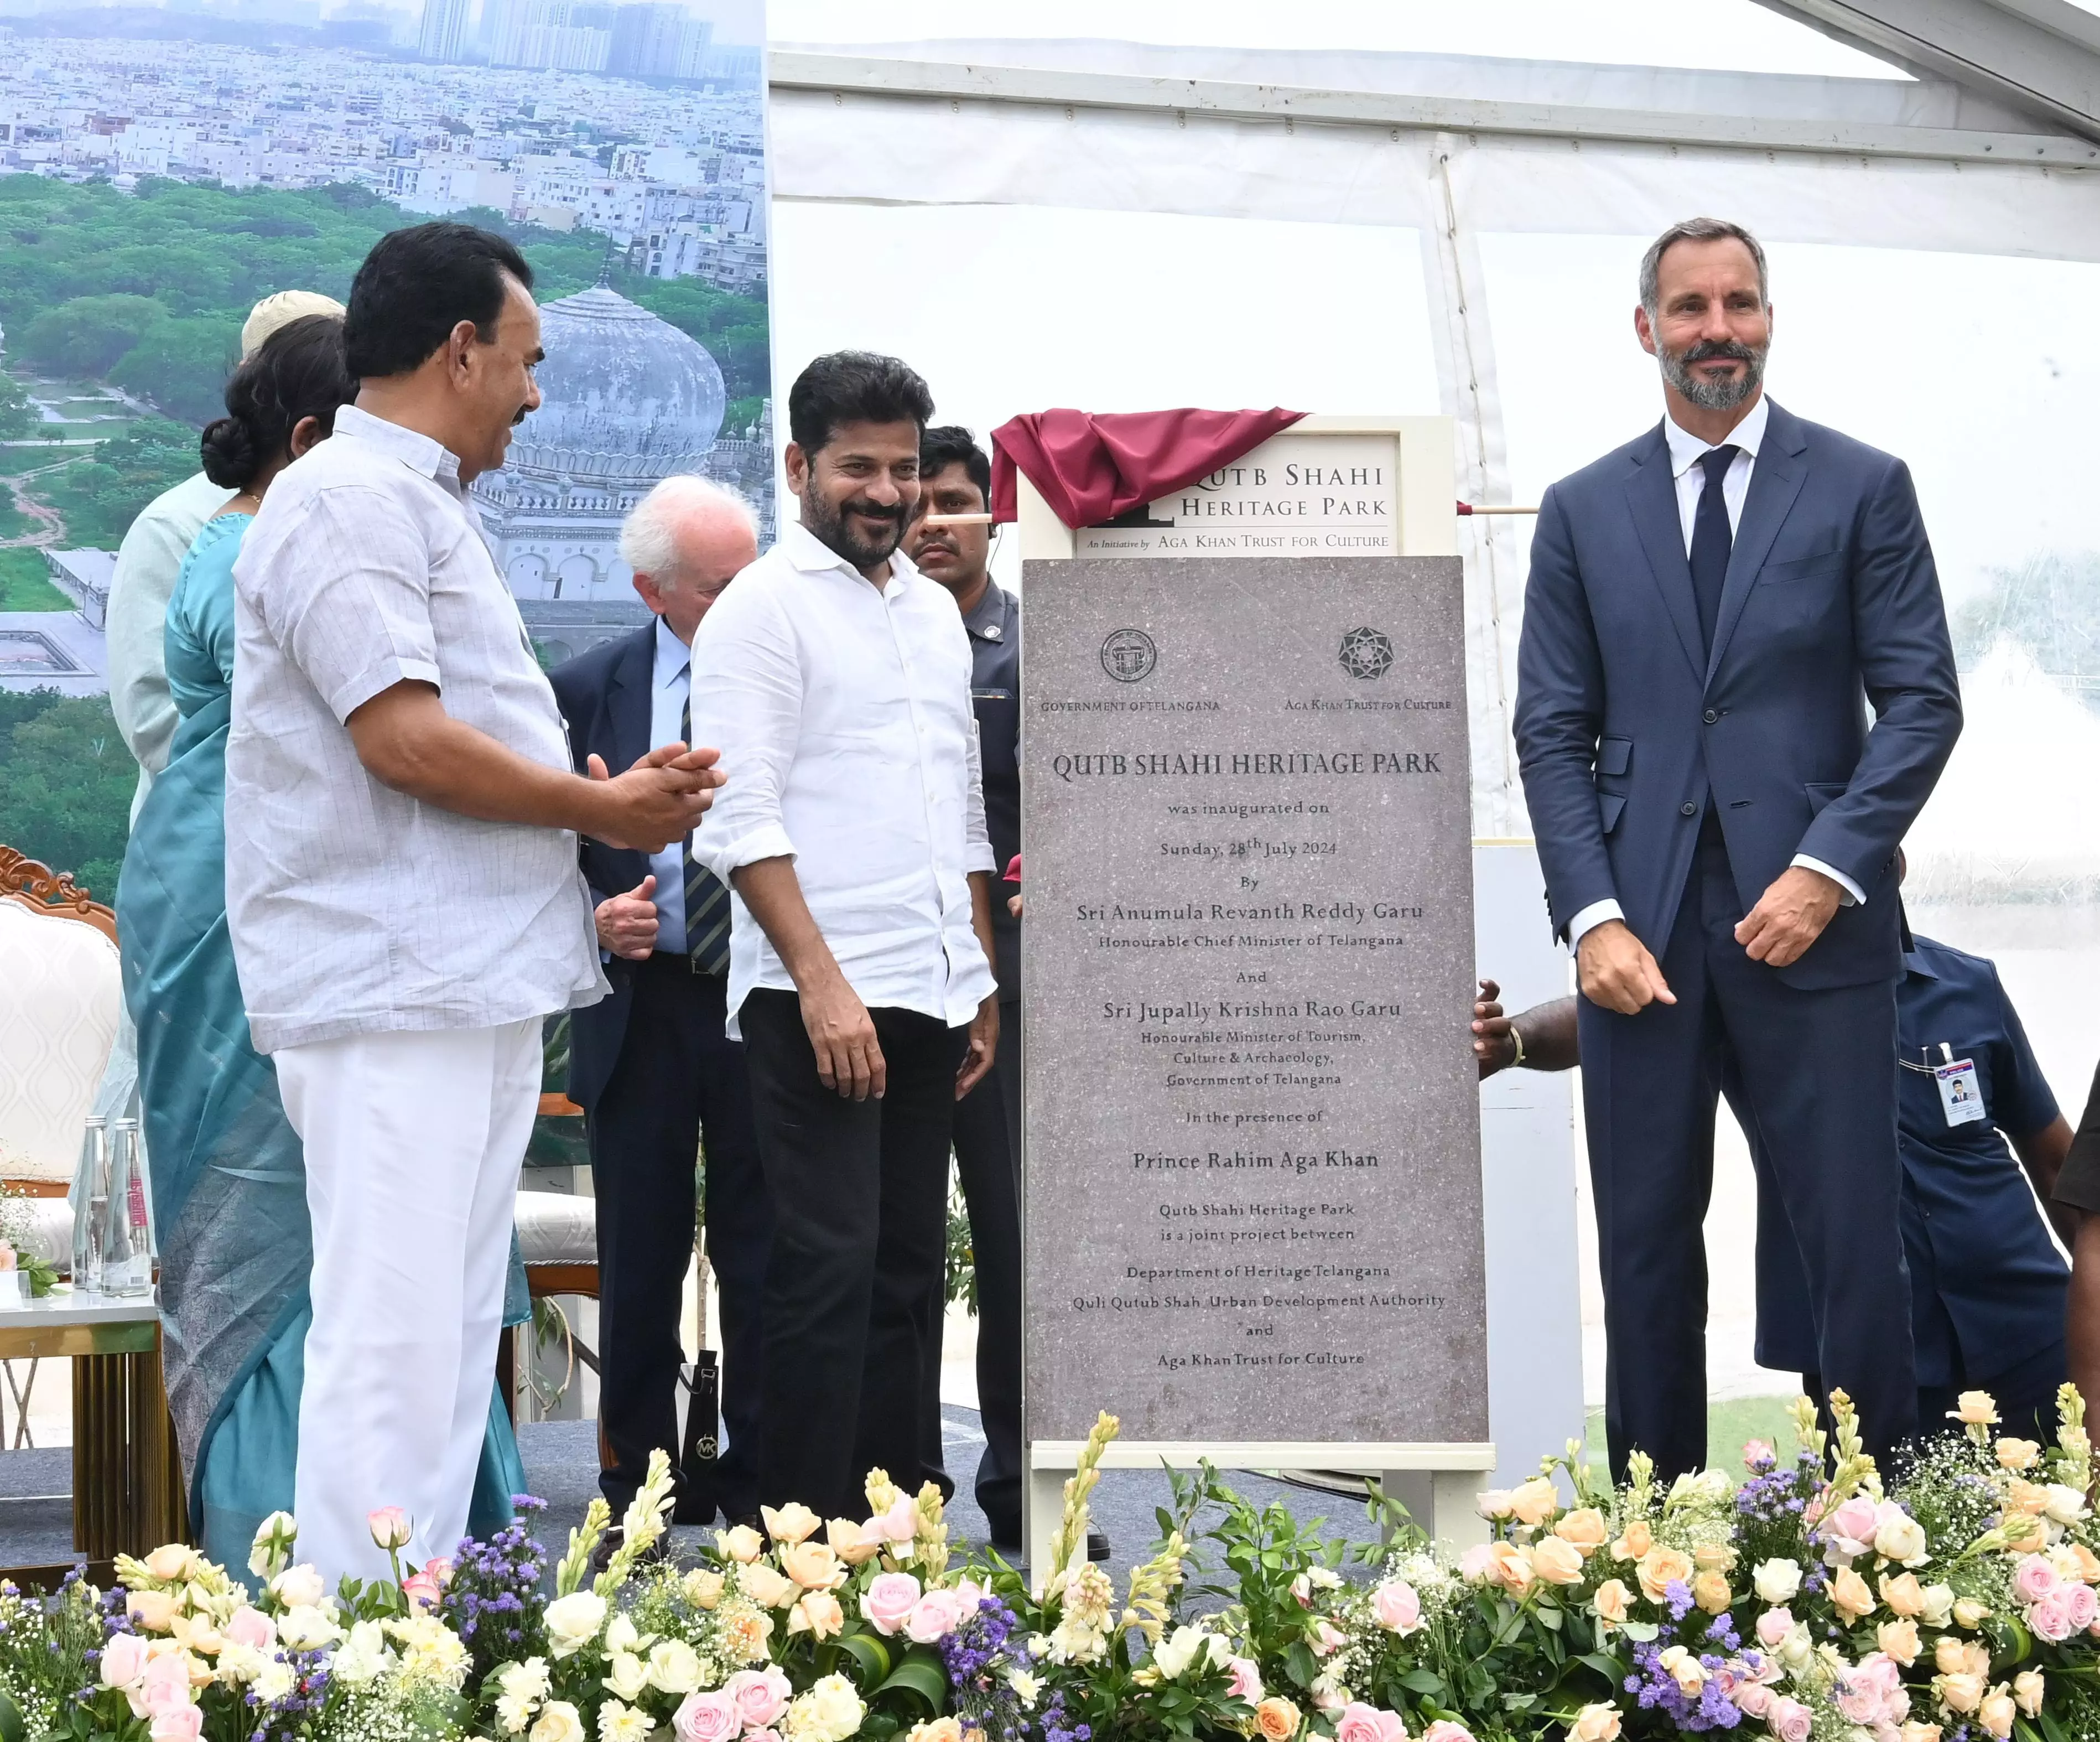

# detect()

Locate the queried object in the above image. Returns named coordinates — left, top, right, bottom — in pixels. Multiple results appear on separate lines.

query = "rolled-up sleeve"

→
left=261, top=486, right=443, bottom=722
left=963, top=715, right=996, bottom=875
left=688, top=581, right=803, bottom=879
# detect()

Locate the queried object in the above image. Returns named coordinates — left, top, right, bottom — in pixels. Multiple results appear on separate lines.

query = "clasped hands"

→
left=584, top=739, right=724, bottom=854
left=1576, top=864, right=1843, bottom=1015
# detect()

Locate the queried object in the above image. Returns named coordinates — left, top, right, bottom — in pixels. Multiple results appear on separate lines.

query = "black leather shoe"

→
left=987, top=1528, right=1111, bottom=1564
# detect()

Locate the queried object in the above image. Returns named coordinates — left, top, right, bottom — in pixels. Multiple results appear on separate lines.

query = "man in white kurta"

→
left=225, top=222, right=720, bottom=1579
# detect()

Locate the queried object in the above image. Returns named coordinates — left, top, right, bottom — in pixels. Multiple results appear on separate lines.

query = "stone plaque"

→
left=1022, top=555, right=1488, bottom=1447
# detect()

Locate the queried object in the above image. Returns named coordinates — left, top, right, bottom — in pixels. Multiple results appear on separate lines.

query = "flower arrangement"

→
left=5, top=1390, right=2100, bottom=1742
left=0, top=1176, right=61, bottom=1297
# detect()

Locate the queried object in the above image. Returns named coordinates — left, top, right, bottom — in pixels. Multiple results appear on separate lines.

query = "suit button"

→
left=1703, top=708, right=1718, bottom=724
left=1681, top=802, right=1698, bottom=817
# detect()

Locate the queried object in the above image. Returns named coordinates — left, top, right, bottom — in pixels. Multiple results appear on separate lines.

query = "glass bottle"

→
left=100, top=1119, right=152, bottom=1298
left=75, top=1116, right=108, bottom=1297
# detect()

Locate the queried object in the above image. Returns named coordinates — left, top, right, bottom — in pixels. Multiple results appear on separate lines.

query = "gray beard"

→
left=1660, top=339, right=1767, bottom=412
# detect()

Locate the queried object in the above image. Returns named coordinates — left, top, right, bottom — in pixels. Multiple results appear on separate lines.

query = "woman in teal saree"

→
left=117, top=315, right=527, bottom=1565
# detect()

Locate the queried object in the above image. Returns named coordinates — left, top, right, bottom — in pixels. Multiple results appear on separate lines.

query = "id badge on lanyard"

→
left=1929, top=1042, right=1986, bottom=1127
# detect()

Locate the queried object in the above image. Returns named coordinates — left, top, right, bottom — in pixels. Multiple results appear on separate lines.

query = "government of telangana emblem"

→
left=1100, top=628, right=1158, bottom=683
left=1337, top=626, right=1395, bottom=681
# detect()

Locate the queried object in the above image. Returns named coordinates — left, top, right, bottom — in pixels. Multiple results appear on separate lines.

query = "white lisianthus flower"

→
left=597, top=1700, right=653, bottom=1742
left=332, top=1619, right=393, bottom=1686
left=1753, top=1560, right=1803, bottom=1604
left=277, top=1604, right=341, bottom=1652
left=543, top=1591, right=609, bottom=1660
left=249, top=1511, right=298, bottom=1579
left=784, top=1672, right=867, bottom=1742
left=269, top=1565, right=325, bottom=1610
left=1874, top=1515, right=1930, bottom=1568
left=602, top=1652, right=649, bottom=1702
left=604, top=1614, right=641, bottom=1655
left=645, top=1639, right=702, bottom=1696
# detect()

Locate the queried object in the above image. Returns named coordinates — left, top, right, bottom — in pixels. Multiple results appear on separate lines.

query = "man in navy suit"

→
left=548, top=476, right=772, bottom=1539
left=1514, top=217, right=1962, bottom=1475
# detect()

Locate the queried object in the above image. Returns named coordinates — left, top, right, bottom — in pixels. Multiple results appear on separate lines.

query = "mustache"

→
left=511, top=404, right=532, bottom=427
left=843, top=497, right=907, bottom=525
left=1675, top=338, right=1760, bottom=366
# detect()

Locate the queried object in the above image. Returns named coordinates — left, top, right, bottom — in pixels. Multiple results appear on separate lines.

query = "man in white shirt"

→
left=1513, top=217, right=1961, bottom=1475
left=226, top=222, right=724, bottom=1580
left=688, top=351, right=1000, bottom=1521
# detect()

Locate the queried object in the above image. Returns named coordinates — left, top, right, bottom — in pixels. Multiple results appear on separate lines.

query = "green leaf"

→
left=0, top=1688, right=23, bottom=1742
left=1535, top=1605, right=1564, bottom=1632
left=1398, top=1670, right=1446, bottom=1696
left=1578, top=1652, right=1626, bottom=1682
left=1284, top=1642, right=1319, bottom=1688
left=1619, top=1621, right=1660, bottom=1642
left=871, top=1656, right=948, bottom=1714
left=835, top=1633, right=893, bottom=1686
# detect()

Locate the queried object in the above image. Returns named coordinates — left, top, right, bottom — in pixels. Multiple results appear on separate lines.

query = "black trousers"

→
left=590, top=957, right=772, bottom=1521
left=919, top=997, right=1023, bottom=1542
left=1578, top=813, right=1915, bottom=1478
left=740, top=989, right=967, bottom=1521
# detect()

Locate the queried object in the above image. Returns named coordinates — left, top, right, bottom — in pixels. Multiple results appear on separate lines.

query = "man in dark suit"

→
left=1514, top=216, right=1962, bottom=1475
left=548, top=475, right=771, bottom=1539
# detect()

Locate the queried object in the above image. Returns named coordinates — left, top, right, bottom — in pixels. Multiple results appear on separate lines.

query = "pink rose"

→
left=1371, top=1581, right=1421, bottom=1634
left=2066, top=1582, right=2098, bottom=1632
left=1457, top=1543, right=1491, bottom=1582
left=862, top=1571, right=922, bottom=1636
left=748, top=1733, right=783, bottom=1742
left=1755, top=1608, right=1793, bottom=1648
left=1334, top=1703, right=1408, bottom=1742
left=1837, top=1676, right=1883, bottom=1724
left=139, top=1654, right=192, bottom=1717
left=224, top=1606, right=276, bottom=1651
left=906, top=1589, right=965, bottom=1644
left=422, top=1557, right=453, bottom=1587
left=1770, top=1698, right=1813, bottom=1742
left=724, top=1667, right=791, bottom=1730
left=875, top=1496, right=919, bottom=1543
left=1742, top=1439, right=1776, bottom=1469
left=149, top=1707, right=202, bottom=1742
left=674, top=1690, right=742, bottom=1742
left=97, top=1631, right=149, bottom=1688
left=2013, top=1554, right=2062, bottom=1604
left=402, top=1572, right=442, bottom=1613
left=2030, top=1587, right=2078, bottom=1642
left=1827, top=1497, right=1880, bottom=1557
left=1225, top=1657, right=1264, bottom=1704
left=366, top=1506, right=412, bottom=1551
left=1732, top=1681, right=1773, bottom=1718
left=1423, top=1724, right=1477, bottom=1742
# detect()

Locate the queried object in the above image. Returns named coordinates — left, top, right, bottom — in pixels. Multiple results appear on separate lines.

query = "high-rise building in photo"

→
left=417, top=0, right=470, bottom=61
left=608, top=3, right=706, bottom=79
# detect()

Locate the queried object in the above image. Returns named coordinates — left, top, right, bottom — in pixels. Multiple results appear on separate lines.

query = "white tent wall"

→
left=767, top=48, right=2100, bottom=1472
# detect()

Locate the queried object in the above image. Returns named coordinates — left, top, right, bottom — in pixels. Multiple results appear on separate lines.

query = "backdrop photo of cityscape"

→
left=0, top=0, right=770, bottom=902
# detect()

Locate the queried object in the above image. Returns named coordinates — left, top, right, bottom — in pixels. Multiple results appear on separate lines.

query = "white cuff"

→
left=695, top=822, right=797, bottom=884
left=1791, top=854, right=1863, bottom=906
left=1567, top=899, right=1625, bottom=947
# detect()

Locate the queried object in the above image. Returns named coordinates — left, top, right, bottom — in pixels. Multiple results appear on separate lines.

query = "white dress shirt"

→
left=687, top=520, right=996, bottom=1037
left=648, top=613, right=692, bottom=948
left=1568, top=395, right=1862, bottom=950
left=226, top=405, right=606, bottom=1053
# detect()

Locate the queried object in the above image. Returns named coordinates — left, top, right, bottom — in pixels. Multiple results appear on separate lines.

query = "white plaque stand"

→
left=1016, top=416, right=1495, bottom=1582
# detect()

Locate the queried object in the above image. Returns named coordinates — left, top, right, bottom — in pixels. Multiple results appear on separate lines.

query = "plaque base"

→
left=1023, top=1438, right=1496, bottom=1587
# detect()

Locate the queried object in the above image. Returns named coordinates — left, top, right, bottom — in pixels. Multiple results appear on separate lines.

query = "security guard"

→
left=901, top=427, right=1025, bottom=1548
left=1477, top=917, right=2075, bottom=1438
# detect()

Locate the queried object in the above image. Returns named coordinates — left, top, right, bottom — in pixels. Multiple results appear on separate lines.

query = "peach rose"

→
left=827, top=1517, right=882, bottom=1565
left=1507, top=1477, right=1559, bottom=1528
left=780, top=1541, right=844, bottom=1591
left=721, top=1609, right=773, bottom=1662
left=1880, top=1572, right=1926, bottom=1617
left=740, top=1564, right=795, bottom=1609
left=1532, top=1536, right=1584, bottom=1586
left=1900, top=1727, right=1942, bottom=1742
left=760, top=1502, right=822, bottom=1544
left=716, top=1524, right=765, bottom=1563
left=1555, top=1508, right=1609, bottom=1555
left=1613, top=1520, right=1654, bottom=1561
left=1878, top=1619, right=1921, bottom=1666
left=1996, top=1438, right=2041, bottom=1471
left=788, top=1592, right=844, bottom=1640
left=2014, top=1671, right=2045, bottom=1718
left=1570, top=1704, right=1620, bottom=1742
left=1635, top=1546, right=1693, bottom=1604
left=1978, top=1685, right=2016, bottom=1740
left=1936, top=1672, right=1984, bottom=1715
left=143, top=1546, right=200, bottom=1584
left=1830, top=1565, right=1875, bottom=1622
left=1253, top=1696, right=1301, bottom=1741
left=1484, top=1541, right=1535, bottom=1598
left=127, top=1590, right=179, bottom=1634
left=1692, top=1572, right=1731, bottom=1615
left=685, top=1569, right=725, bottom=1609
left=1592, top=1579, right=1632, bottom=1625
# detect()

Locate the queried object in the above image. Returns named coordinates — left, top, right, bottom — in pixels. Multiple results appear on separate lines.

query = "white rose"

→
left=1753, top=1560, right=1803, bottom=1603
left=603, top=1614, right=640, bottom=1655
left=786, top=1672, right=867, bottom=1742
left=602, top=1651, right=649, bottom=1702
left=543, top=1591, right=609, bottom=1660
left=269, top=1565, right=325, bottom=1609
left=1778, top=1623, right=1813, bottom=1670
left=1874, top=1515, right=1930, bottom=1567
left=248, top=1511, right=298, bottom=1578
left=645, top=1639, right=701, bottom=1695
left=2045, top=1485, right=2091, bottom=1526
left=529, top=1701, right=585, bottom=1742
left=334, top=1619, right=392, bottom=1686
left=1919, top=1583, right=1955, bottom=1628
left=1153, top=1626, right=1207, bottom=1680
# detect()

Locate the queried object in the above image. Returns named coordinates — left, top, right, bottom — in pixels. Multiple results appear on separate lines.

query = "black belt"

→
left=648, top=949, right=726, bottom=977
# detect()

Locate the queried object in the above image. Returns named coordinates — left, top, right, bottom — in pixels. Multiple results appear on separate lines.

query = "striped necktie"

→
left=679, top=685, right=732, bottom=973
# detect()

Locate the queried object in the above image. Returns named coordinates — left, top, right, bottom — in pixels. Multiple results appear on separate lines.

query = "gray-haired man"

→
left=548, top=475, right=773, bottom=1542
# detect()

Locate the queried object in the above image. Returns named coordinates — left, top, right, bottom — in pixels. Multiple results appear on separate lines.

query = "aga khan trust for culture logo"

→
left=1337, top=626, right=1395, bottom=681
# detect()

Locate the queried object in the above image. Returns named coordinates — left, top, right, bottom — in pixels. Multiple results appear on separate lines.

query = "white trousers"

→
left=276, top=1018, right=540, bottom=1584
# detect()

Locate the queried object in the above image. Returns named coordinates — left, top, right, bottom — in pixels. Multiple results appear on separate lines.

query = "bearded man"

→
left=1513, top=216, right=1962, bottom=1475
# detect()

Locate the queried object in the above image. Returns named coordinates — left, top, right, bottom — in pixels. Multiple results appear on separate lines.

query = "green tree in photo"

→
left=0, top=690, right=133, bottom=900
left=0, top=371, right=41, bottom=439
left=18, top=292, right=165, bottom=377
left=38, top=417, right=199, bottom=547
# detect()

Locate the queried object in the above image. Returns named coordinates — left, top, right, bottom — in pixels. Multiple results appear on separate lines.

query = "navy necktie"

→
left=1688, top=443, right=1739, bottom=660
left=678, top=685, right=732, bottom=973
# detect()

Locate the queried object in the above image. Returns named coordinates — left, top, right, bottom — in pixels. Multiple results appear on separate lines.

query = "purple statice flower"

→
left=440, top=1496, right=550, bottom=1675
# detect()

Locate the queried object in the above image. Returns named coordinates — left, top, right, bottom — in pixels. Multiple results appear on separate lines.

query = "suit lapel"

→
left=1623, top=427, right=1705, bottom=683
left=607, top=624, right=655, bottom=775
left=1706, top=401, right=1808, bottom=685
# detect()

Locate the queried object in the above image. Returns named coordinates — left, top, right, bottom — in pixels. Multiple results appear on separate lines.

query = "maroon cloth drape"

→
left=989, top=407, right=1306, bottom=527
